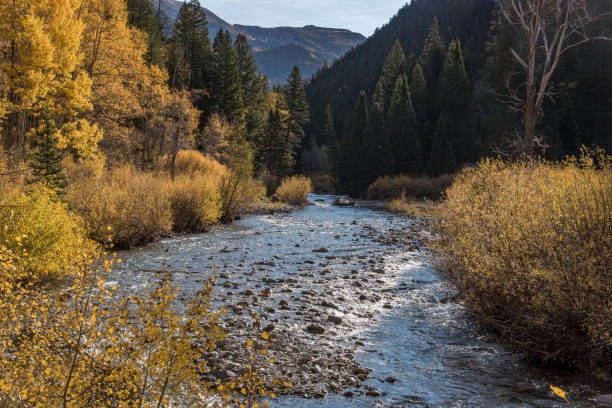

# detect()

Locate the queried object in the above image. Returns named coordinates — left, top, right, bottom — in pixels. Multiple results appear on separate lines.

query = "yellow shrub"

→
left=276, top=176, right=313, bottom=205
left=167, top=174, right=223, bottom=232
left=67, top=165, right=173, bottom=249
left=367, top=174, right=454, bottom=200
left=164, top=149, right=228, bottom=178
left=433, top=151, right=611, bottom=371
left=0, top=185, right=95, bottom=283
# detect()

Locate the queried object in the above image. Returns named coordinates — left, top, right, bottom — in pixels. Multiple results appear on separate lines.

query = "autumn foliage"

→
left=432, top=150, right=612, bottom=373
left=276, top=176, right=313, bottom=205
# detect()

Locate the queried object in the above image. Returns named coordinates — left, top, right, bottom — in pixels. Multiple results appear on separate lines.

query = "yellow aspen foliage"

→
left=0, top=0, right=92, bottom=154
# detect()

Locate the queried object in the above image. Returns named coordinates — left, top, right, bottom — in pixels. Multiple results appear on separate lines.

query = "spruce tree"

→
left=410, top=63, right=427, bottom=156
left=430, top=114, right=456, bottom=176
left=437, top=39, right=473, bottom=164
left=168, top=0, right=213, bottom=90
left=213, top=29, right=243, bottom=124
left=339, top=91, right=368, bottom=197
left=234, top=34, right=266, bottom=144
left=263, top=107, right=292, bottom=178
left=28, top=111, right=68, bottom=195
left=372, top=39, right=407, bottom=110
left=321, top=104, right=339, bottom=177
left=359, top=102, right=395, bottom=191
left=388, top=75, right=421, bottom=174
left=126, top=0, right=164, bottom=67
left=284, top=66, right=309, bottom=162
left=419, top=17, right=445, bottom=89
left=419, top=17, right=446, bottom=162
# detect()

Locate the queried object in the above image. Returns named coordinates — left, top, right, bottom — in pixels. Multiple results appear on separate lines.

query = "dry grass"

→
left=367, top=174, right=454, bottom=200
left=432, top=150, right=611, bottom=372
left=276, top=176, right=313, bottom=205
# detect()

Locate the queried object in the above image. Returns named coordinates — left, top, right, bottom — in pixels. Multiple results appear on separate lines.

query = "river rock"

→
left=333, top=197, right=354, bottom=207
left=327, top=315, right=342, bottom=325
left=305, top=324, right=325, bottom=334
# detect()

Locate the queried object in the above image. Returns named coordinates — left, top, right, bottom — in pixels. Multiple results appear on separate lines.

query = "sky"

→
left=201, top=0, right=410, bottom=37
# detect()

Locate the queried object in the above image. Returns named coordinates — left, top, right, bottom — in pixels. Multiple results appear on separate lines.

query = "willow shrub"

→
left=0, top=185, right=95, bottom=283
left=368, top=174, right=454, bottom=200
left=433, top=151, right=611, bottom=372
left=276, top=176, right=313, bottom=205
left=67, top=165, right=173, bottom=249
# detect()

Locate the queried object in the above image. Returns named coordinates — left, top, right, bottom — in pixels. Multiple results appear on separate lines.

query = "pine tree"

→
left=419, top=17, right=446, bottom=162
left=126, top=0, right=164, bottom=67
left=339, top=91, right=368, bottom=197
left=359, top=102, right=395, bottom=191
left=321, top=104, right=339, bottom=177
left=284, top=66, right=309, bottom=163
left=430, top=114, right=456, bottom=176
left=28, top=111, right=68, bottom=194
left=410, top=62, right=427, bottom=157
left=168, top=0, right=213, bottom=90
left=213, top=29, right=243, bottom=124
left=388, top=75, right=421, bottom=174
left=437, top=39, right=474, bottom=163
left=263, top=107, right=292, bottom=178
left=321, top=104, right=337, bottom=147
left=406, top=52, right=417, bottom=78
left=419, top=17, right=445, bottom=89
left=372, top=39, right=407, bottom=110
left=234, top=34, right=266, bottom=144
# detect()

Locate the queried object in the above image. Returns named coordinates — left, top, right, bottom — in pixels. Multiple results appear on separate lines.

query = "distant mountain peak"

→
left=158, top=0, right=365, bottom=83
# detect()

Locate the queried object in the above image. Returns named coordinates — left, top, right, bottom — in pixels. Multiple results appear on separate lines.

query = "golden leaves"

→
left=550, top=385, right=570, bottom=404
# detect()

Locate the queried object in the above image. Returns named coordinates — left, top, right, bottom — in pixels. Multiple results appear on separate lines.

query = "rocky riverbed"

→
left=115, top=194, right=611, bottom=407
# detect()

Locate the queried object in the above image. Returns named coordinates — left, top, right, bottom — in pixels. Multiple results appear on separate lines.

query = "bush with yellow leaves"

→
left=367, top=173, right=454, bottom=200
left=67, top=165, right=173, bottom=249
left=0, top=185, right=95, bottom=283
left=276, top=176, right=313, bottom=206
left=432, top=149, right=611, bottom=373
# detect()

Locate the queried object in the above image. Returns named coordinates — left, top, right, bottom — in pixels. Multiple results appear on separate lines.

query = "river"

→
left=114, top=194, right=610, bottom=408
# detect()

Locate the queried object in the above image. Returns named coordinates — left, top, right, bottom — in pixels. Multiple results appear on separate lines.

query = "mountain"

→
left=158, top=0, right=366, bottom=84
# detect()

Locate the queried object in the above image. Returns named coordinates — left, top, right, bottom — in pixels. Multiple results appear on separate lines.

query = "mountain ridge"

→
left=158, top=0, right=366, bottom=83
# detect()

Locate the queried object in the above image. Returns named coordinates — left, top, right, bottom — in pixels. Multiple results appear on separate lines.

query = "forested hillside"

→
left=305, top=0, right=612, bottom=195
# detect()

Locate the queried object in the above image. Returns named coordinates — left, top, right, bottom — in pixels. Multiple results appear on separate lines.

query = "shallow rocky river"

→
left=115, top=194, right=610, bottom=407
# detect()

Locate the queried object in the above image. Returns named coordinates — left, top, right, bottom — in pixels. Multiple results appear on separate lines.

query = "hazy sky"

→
left=201, top=0, right=410, bottom=37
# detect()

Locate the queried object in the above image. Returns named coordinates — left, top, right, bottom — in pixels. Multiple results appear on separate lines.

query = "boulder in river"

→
left=333, top=197, right=355, bottom=207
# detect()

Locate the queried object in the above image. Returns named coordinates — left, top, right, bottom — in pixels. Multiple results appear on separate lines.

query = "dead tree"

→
left=494, top=0, right=611, bottom=157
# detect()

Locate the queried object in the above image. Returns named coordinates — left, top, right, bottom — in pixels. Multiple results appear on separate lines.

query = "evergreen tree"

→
left=234, top=34, right=266, bottom=144
left=419, top=17, right=446, bottom=161
left=437, top=39, right=474, bottom=163
left=284, top=66, right=309, bottom=162
left=263, top=107, right=292, bottom=178
left=406, top=52, right=417, bottom=78
left=410, top=62, right=427, bottom=156
left=28, top=111, right=68, bottom=194
left=430, top=114, right=456, bottom=175
left=372, top=39, right=407, bottom=110
left=388, top=75, right=421, bottom=174
left=168, top=0, right=213, bottom=90
left=359, top=102, right=395, bottom=191
left=321, top=104, right=337, bottom=147
left=213, top=29, right=243, bottom=123
left=339, top=91, right=368, bottom=197
left=321, top=104, right=339, bottom=177
left=419, top=17, right=445, bottom=90
left=126, top=0, right=164, bottom=67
